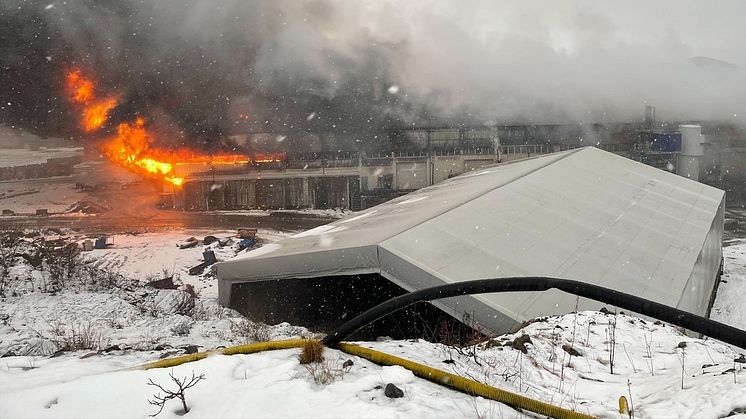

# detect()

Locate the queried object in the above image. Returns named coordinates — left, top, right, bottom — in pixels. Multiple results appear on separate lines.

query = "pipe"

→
left=322, top=277, right=746, bottom=349
left=132, top=339, right=595, bottom=419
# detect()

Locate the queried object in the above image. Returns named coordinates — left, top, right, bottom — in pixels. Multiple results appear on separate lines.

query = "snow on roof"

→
left=218, top=147, right=725, bottom=333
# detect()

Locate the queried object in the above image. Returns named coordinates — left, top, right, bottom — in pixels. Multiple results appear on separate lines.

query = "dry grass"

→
left=303, top=359, right=347, bottom=385
left=299, top=340, right=325, bottom=364
left=48, top=320, right=108, bottom=352
left=231, top=318, right=271, bottom=343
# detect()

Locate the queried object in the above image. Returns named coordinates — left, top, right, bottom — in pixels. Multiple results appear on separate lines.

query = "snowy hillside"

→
left=1, top=312, right=745, bottom=418
left=1, top=230, right=745, bottom=418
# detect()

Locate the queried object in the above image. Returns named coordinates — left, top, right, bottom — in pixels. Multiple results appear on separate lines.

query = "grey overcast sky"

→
left=333, top=0, right=746, bottom=122
left=3, top=0, right=745, bottom=133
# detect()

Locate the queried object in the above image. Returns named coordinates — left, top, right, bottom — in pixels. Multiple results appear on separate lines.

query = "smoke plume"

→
left=1, top=0, right=745, bottom=150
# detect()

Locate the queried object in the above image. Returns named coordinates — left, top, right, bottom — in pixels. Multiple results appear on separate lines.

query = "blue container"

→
left=203, top=250, right=217, bottom=264
left=94, top=237, right=107, bottom=249
left=649, top=133, right=681, bottom=152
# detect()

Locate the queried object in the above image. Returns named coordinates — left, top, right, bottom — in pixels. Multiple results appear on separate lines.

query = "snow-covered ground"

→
left=1, top=312, right=745, bottom=418
left=0, top=228, right=301, bottom=358
left=0, top=178, right=90, bottom=214
left=80, top=229, right=293, bottom=297
left=1, top=342, right=523, bottom=419
left=0, top=147, right=83, bottom=168
left=1, top=227, right=746, bottom=418
left=711, top=239, right=746, bottom=331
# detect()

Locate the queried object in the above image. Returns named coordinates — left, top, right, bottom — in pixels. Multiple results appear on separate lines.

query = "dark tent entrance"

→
left=228, top=273, right=477, bottom=342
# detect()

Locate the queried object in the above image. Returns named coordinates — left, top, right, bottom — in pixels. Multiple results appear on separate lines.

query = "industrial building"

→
left=167, top=123, right=635, bottom=211
left=216, top=147, right=725, bottom=335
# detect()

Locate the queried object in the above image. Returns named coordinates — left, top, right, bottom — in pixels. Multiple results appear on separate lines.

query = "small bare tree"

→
left=147, top=371, right=206, bottom=416
left=605, top=313, right=617, bottom=374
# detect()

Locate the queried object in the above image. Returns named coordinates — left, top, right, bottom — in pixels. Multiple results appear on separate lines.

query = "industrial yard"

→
left=3, top=1, right=746, bottom=418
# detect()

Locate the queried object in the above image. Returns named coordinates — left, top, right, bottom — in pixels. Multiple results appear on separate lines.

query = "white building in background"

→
left=217, top=147, right=725, bottom=335
left=677, top=124, right=707, bottom=181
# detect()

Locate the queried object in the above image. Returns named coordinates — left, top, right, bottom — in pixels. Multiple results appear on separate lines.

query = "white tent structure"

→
left=217, top=147, right=725, bottom=334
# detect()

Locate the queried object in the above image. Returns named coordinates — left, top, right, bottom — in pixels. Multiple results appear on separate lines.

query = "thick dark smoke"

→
left=2, top=0, right=746, bottom=150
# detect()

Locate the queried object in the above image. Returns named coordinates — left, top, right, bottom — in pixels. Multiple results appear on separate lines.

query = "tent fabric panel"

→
left=380, top=148, right=723, bottom=323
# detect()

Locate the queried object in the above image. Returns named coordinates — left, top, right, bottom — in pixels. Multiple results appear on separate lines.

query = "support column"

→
left=302, top=177, right=311, bottom=208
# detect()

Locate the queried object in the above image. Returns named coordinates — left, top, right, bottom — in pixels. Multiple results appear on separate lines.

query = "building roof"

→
left=217, top=147, right=725, bottom=332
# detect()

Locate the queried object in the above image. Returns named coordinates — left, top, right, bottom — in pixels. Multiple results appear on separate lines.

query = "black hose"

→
left=322, top=276, right=746, bottom=350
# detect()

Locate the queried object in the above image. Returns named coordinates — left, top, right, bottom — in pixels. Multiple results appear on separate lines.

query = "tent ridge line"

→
left=377, top=147, right=585, bottom=243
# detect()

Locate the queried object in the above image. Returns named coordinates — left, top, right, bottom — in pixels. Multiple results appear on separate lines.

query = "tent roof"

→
left=218, top=147, right=725, bottom=331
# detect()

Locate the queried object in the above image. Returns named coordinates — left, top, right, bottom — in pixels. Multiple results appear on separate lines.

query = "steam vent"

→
left=217, top=147, right=725, bottom=336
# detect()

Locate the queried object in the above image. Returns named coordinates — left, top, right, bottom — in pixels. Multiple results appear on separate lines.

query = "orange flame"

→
left=65, top=69, right=118, bottom=132
left=65, top=68, right=285, bottom=187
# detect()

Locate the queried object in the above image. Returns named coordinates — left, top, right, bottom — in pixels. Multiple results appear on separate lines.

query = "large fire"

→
left=65, top=68, right=285, bottom=187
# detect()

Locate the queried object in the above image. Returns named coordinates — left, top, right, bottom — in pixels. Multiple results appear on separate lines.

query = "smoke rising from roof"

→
left=1, top=0, right=745, bottom=147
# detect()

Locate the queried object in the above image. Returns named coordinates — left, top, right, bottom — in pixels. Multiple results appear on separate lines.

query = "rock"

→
left=103, top=345, right=121, bottom=353
left=147, top=276, right=177, bottom=290
left=376, top=336, right=393, bottom=342
left=79, top=352, right=98, bottom=359
left=735, top=355, right=746, bottom=364
left=203, top=235, right=219, bottom=245
left=677, top=341, right=687, bottom=349
left=159, top=350, right=181, bottom=359
left=599, top=307, right=611, bottom=314
left=342, top=359, right=354, bottom=369
left=182, top=345, right=199, bottom=354
left=508, top=334, right=533, bottom=354
left=154, top=344, right=172, bottom=351
left=562, top=344, right=581, bottom=357
left=384, top=383, right=404, bottom=399
left=1, top=351, right=17, bottom=358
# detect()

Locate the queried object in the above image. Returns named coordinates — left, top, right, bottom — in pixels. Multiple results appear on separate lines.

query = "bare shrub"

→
left=170, top=320, right=192, bottom=337
left=81, top=265, right=131, bottom=291
left=436, top=313, right=491, bottom=366
left=605, top=312, right=617, bottom=374
left=172, top=291, right=196, bottom=317
left=183, top=284, right=198, bottom=300
left=49, top=320, right=108, bottom=352
left=231, top=318, right=271, bottom=343
left=0, top=231, right=22, bottom=290
left=302, top=358, right=347, bottom=385
left=43, top=242, right=82, bottom=293
left=299, top=340, right=324, bottom=364
left=147, top=370, right=206, bottom=416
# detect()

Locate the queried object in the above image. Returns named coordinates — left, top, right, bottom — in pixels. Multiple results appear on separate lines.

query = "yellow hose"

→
left=338, top=343, right=595, bottom=419
left=132, top=339, right=310, bottom=370
left=132, top=339, right=596, bottom=419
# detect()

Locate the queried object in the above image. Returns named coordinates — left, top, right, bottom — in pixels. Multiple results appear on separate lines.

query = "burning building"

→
left=166, top=125, right=635, bottom=211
